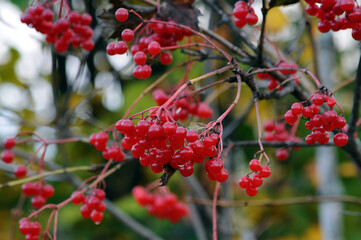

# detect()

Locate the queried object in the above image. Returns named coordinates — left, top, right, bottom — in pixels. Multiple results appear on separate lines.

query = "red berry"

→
left=1, top=150, right=14, bottom=163
left=259, top=166, right=271, bottom=178
left=334, top=116, right=346, bottom=129
left=239, top=176, right=250, bottom=189
left=245, top=187, right=258, bottom=197
left=285, top=110, right=298, bottom=125
left=159, top=52, right=173, bottom=65
left=264, top=121, right=275, bottom=132
left=121, top=29, right=134, bottom=42
left=333, top=133, right=348, bottom=147
left=15, top=165, right=27, bottom=178
left=4, top=137, right=16, bottom=149
left=115, top=8, right=129, bottom=22
left=249, top=159, right=261, bottom=172
left=276, top=148, right=289, bottom=161
left=41, top=184, right=55, bottom=198
left=114, top=41, right=128, bottom=54
left=291, top=103, right=303, bottom=115
left=197, top=102, right=213, bottom=118
left=71, top=191, right=85, bottom=204
left=250, top=174, right=263, bottom=187
left=215, top=168, right=229, bottom=182
left=186, top=130, right=198, bottom=142
left=148, top=41, right=161, bottom=55
left=134, top=51, right=147, bottom=65
left=106, top=43, right=116, bottom=55
left=90, top=210, right=103, bottom=224
left=31, top=195, right=46, bottom=208
left=312, top=93, right=325, bottom=106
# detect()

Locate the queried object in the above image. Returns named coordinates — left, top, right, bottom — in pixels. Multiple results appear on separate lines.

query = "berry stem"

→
left=161, top=43, right=214, bottom=51
left=250, top=67, right=322, bottom=88
left=254, top=100, right=271, bottom=163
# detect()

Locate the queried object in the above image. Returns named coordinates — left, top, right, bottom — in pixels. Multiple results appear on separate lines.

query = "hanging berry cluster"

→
left=107, top=8, right=194, bottom=79
left=21, top=181, right=55, bottom=208
left=304, top=0, right=361, bottom=40
left=20, top=3, right=94, bottom=52
left=256, top=62, right=300, bottom=91
left=19, top=218, right=41, bottom=240
left=115, top=116, right=222, bottom=180
left=72, top=189, right=106, bottom=225
left=284, top=89, right=348, bottom=147
left=238, top=158, right=271, bottom=197
left=233, top=1, right=258, bottom=28
left=132, top=186, right=189, bottom=223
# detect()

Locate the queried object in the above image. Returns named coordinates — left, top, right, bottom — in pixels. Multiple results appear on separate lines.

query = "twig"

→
left=229, top=140, right=335, bottom=148
left=188, top=195, right=361, bottom=207
left=257, top=0, right=268, bottom=65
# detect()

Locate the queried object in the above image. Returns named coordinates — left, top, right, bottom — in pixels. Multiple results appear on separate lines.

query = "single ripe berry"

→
left=121, top=29, right=134, bottom=42
left=259, top=166, right=271, bottom=178
left=159, top=52, right=173, bottom=65
left=91, top=210, right=103, bottom=225
left=284, top=110, right=298, bottom=125
left=249, top=159, right=261, bottom=172
left=264, top=121, right=275, bottom=132
left=4, top=137, right=16, bottom=149
left=148, top=41, right=161, bottom=56
left=291, top=103, right=303, bottom=115
left=115, top=8, right=129, bottom=22
left=276, top=148, right=289, bottom=161
left=245, top=187, right=258, bottom=197
left=312, top=93, right=324, bottom=106
left=134, top=51, right=147, bottom=65
left=238, top=176, right=250, bottom=189
left=1, top=150, right=14, bottom=163
left=15, top=165, right=27, bottom=178
left=333, top=133, right=348, bottom=147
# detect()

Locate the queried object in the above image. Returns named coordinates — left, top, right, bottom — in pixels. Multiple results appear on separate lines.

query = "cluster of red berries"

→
left=284, top=91, right=348, bottom=147
left=21, top=4, right=94, bottom=52
left=72, top=189, right=106, bottom=225
left=89, top=131, right=125, bottom=162
left=107, top=8, right=193, bottom=79
left=233, top=1, right=258, bottom=28
left=19, top=218, right=41, bottom=240
left=132, top=186, right=189, bottom=223
left=263, top=121, right=302, bottom=161
left=304, top=0, right=361, bottom=40
left=238, top=159, right=271, bottom=197
left=152, top=89, right=213, bottom=120
left=21, top=181, right=55, bottom=208
left=1, top=137, right=28, bottom=178
left=115, top=115, right=225, bottom=181
left=256, top=62, right=300, bottom=90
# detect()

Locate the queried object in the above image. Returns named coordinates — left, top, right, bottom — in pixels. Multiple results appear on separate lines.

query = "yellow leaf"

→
left=265, top=8, right=288, bottom=33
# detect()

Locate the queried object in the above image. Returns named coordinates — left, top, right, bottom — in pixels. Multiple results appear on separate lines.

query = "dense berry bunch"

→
left=152, top=89, right=213, bottom=120
left=284, top=90, right=348, bottom=146
left=72, top=189, right=106, bottom=225
left=21, top=181, right=55, bottom=208
left=304, top=0, right=361, bottom=40
left=263, top=121, right=302, bottom=161
left=21, top=4, right=94, bottom=52
left=107, top=8, right=193, bottom=79
left=132, top=186, right=189, bottom=223
left=238, top=159, right=271, bottom=197
left=115, top=116, right=225, bottom=181
left=19, top=218, right=41, bottom=240
left=233, top=1, right=258, bottom=28
left=256, top=62, right=300, bottom=90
